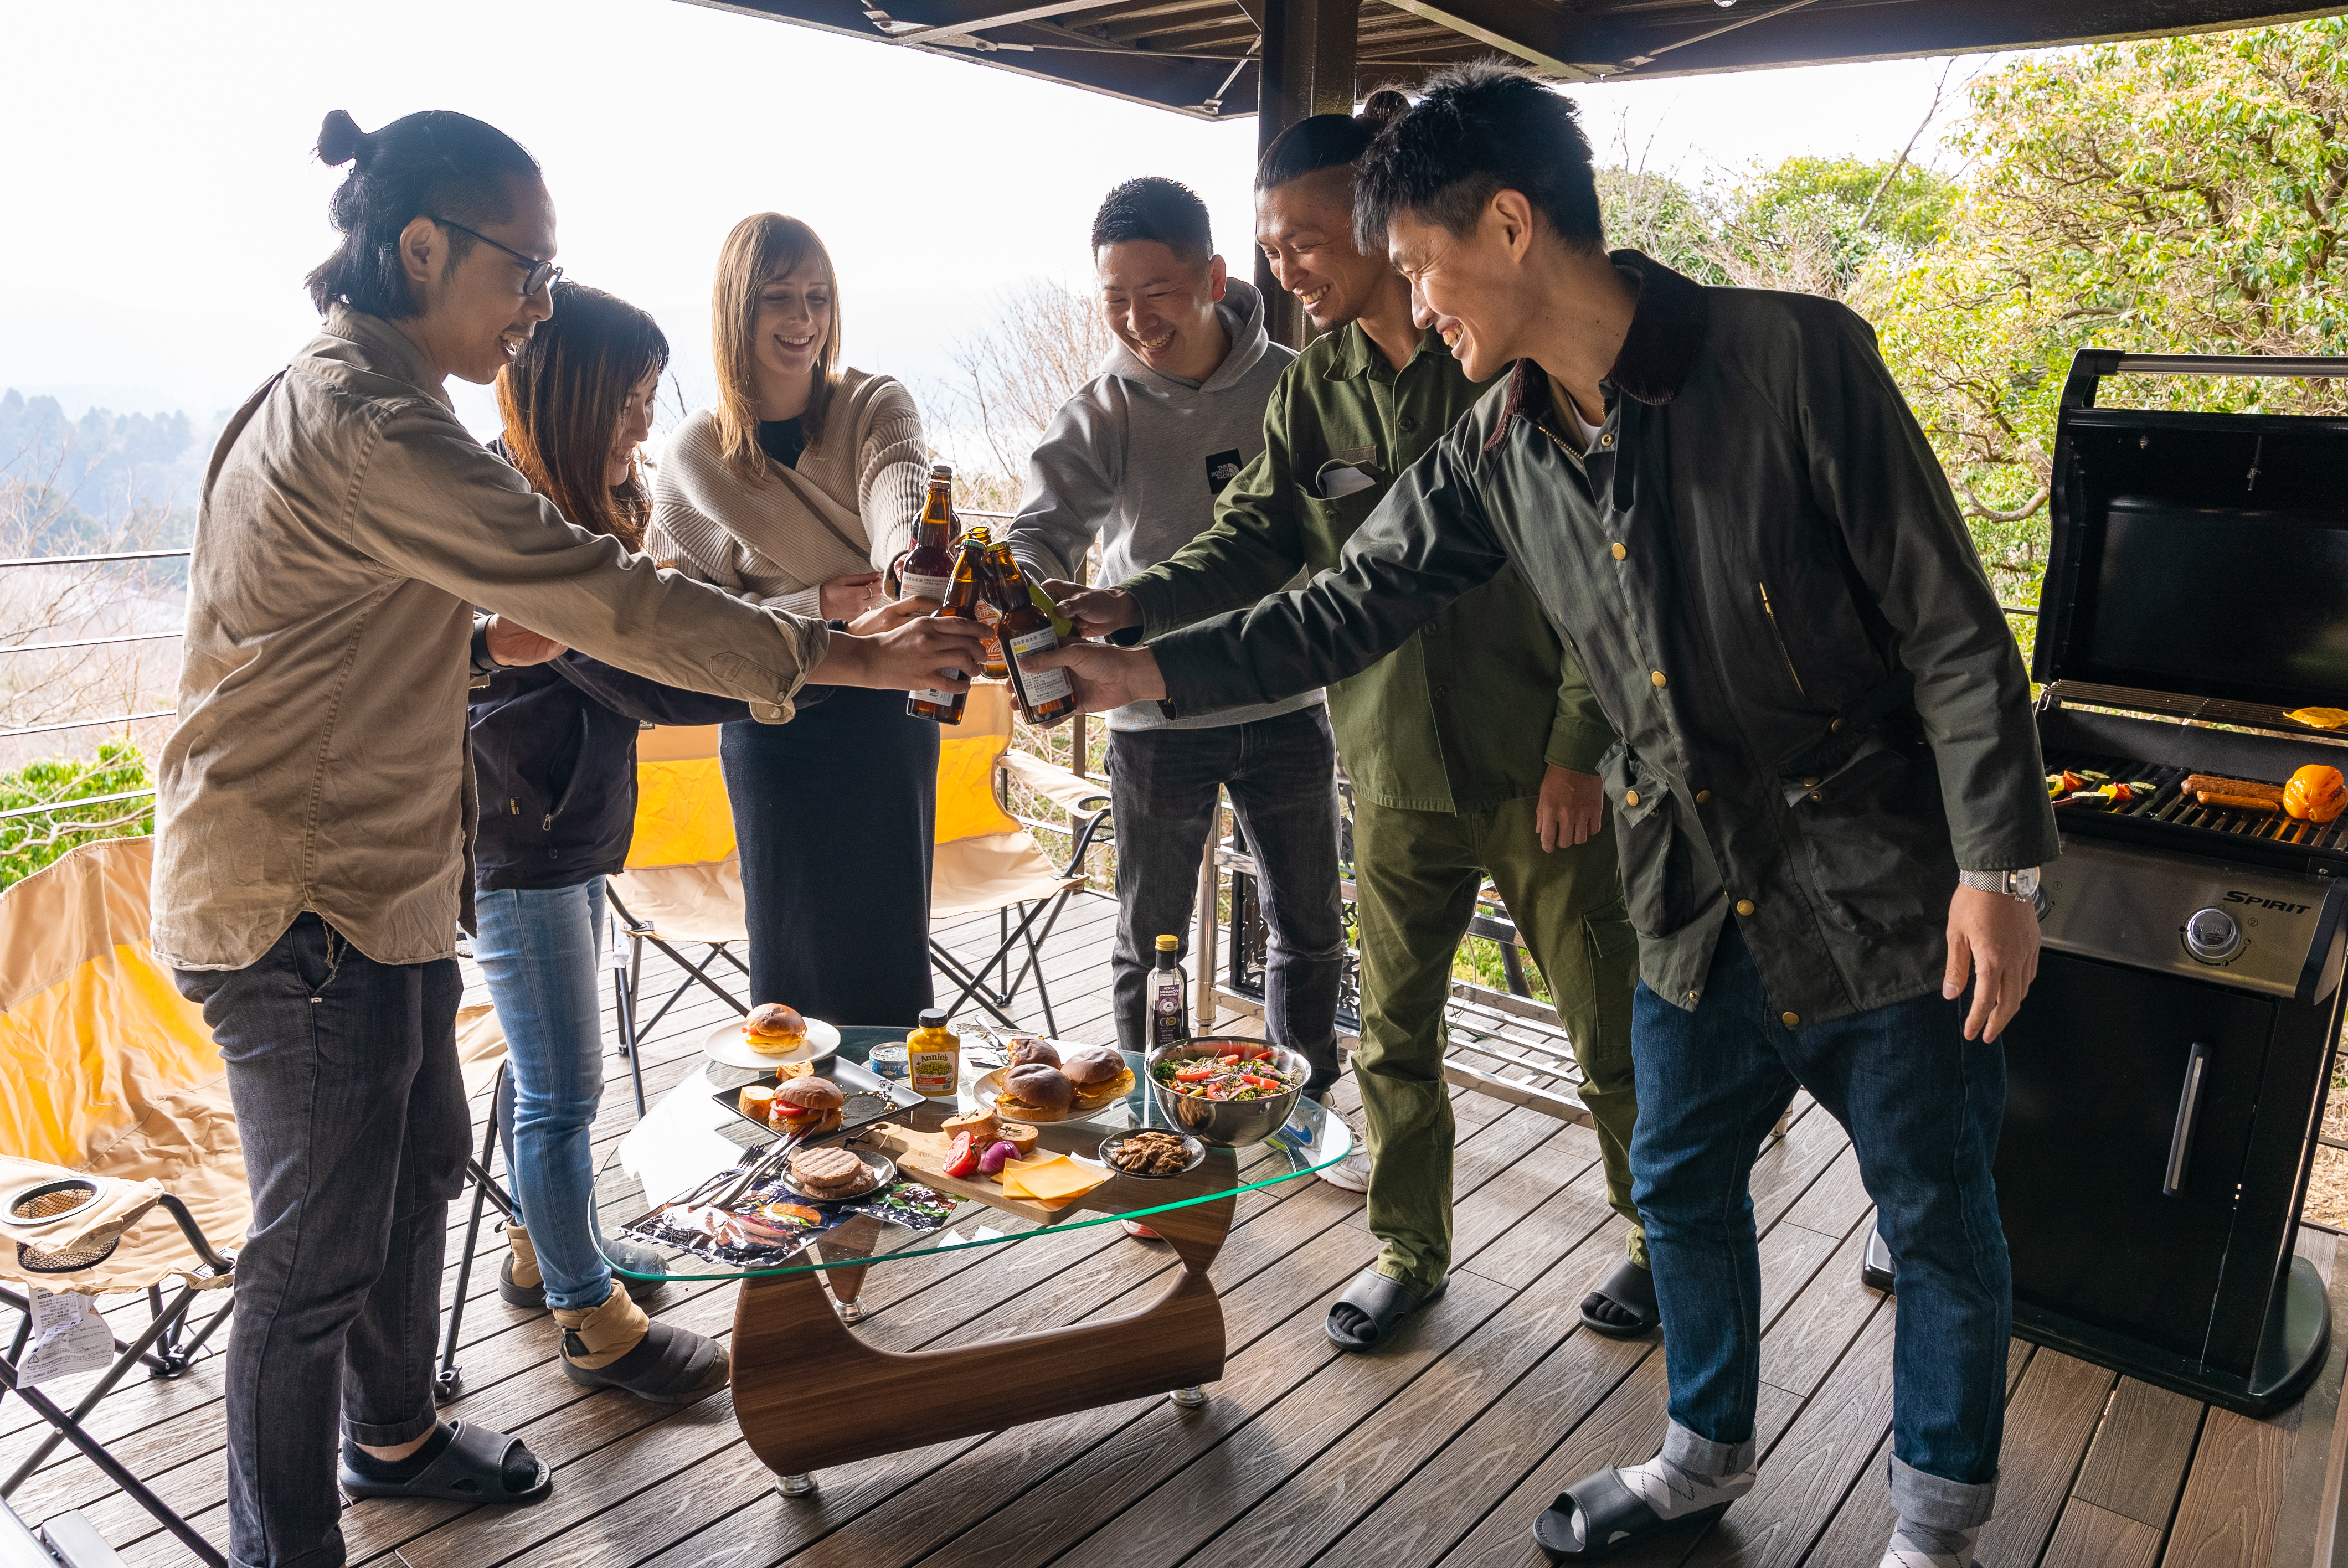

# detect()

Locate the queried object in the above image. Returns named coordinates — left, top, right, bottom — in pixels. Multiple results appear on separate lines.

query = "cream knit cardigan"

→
left=648, top=368, right=929, bottom=620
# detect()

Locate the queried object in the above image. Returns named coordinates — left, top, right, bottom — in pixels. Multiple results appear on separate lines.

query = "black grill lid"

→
left=2036, top=352, right=2348, bottom=726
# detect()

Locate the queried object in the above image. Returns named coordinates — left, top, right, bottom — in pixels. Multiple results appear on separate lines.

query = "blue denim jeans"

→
left=1105, top=706, right=1347, bottom=1090
left=1631, top=922, right=2008, bottom=1523
left=174, top=915, right=471, bottom=1568
left=473, top=877, right=613, bottom=1312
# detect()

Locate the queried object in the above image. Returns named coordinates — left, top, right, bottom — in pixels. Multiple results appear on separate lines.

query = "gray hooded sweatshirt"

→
left=1007, top=278, right=1322, bottom=731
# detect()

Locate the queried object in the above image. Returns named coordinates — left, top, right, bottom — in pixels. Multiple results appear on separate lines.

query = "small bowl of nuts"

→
left=1098, top=1129, right=1208, bottom=1179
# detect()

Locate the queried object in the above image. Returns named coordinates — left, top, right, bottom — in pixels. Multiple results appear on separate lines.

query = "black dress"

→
left=719, top=419, right=940, bottom=1025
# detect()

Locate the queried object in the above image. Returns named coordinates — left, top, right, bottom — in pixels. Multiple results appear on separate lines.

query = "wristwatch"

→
left=1959, top=866, right=2041, bottom=902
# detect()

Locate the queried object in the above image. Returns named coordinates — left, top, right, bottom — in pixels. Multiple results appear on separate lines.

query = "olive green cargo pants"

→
left=1350, top=793, right=1642, bottom=1291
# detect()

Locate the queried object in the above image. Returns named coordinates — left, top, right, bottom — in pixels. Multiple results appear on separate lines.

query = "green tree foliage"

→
left=1855, top=19, right=2348, bottom=607
left=0, top=741, right=153, bottom=889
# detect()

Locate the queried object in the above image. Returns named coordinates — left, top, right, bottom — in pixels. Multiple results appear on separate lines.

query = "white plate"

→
left=702, top=1016, right=842, bottom=1072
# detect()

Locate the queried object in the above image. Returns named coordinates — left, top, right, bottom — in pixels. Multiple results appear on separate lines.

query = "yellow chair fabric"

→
left=932, top=683, right=1084, bottom=919
left=625, top=724, right=735, bottom=871
left=0, top=838, right=246, bottom=1292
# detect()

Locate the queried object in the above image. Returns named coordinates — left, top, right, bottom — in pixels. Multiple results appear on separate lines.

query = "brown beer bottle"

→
left=906, top=527, right=991, bottom=725
left=896, top=463, right=957, bottom=605
left=985, top=541, right=1079, bottom=724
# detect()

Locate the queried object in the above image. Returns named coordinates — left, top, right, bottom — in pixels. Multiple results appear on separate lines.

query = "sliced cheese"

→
left=999, top=1154, right=1108, bottom=1205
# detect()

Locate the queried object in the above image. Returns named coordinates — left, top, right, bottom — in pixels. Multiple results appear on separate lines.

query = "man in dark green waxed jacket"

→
left=1026, top=63, right=2059, bottom=1568
left=1047, top=102, right=1650, bottom=1355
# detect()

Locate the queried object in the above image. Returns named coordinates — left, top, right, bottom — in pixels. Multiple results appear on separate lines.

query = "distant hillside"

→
left=1, top=389, right=210, bottom=557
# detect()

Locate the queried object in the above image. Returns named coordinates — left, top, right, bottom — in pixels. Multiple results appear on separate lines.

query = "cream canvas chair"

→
left=0, top=837, right=243, bottom=1566
left=930, top=682, right=1109, bottom=1033
left=606, top=723, right=749, bottom=1110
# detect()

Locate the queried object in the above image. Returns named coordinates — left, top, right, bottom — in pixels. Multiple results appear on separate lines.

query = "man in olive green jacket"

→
left=1031, top=64, right=2058, bottom=1568
left=1054, top=109, right=1647, bottom=1350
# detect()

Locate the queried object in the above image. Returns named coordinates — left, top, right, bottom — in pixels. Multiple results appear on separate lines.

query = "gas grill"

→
left=1989, top=351, right=2348, bottom=1415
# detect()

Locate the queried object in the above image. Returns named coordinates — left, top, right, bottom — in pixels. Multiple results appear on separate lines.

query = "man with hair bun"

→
left=156, top=107, right=982, bottom=1567
left=1050, top=90, right=1649, bottom=1353
left=1027, top=59, right=2055, bottom=1568
left=1007, top=177, right=1347, bottom=1106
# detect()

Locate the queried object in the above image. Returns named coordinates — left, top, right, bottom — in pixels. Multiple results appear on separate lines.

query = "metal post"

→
left=1254, top=0, right=1358, bottom=348
left=1195, top=801, right=1222, bottom=1032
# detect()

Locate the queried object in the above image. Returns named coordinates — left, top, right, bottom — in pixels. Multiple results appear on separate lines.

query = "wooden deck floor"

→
left=6, top=889, right=2343, bottom=1568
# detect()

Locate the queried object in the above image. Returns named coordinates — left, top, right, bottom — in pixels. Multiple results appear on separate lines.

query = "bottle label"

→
left=1007, top=626, right=1073, bottom=701
left=910, top=685, right=957, bottom=706
left=910, top=1046, right=959, bottom=1097
left=900, top=572, right=951, bottom=603
left=1150, top=976, right=1185, bottom=1045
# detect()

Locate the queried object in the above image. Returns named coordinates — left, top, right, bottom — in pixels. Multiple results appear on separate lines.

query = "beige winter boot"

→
left=552, top=1283, right=729, bottom=1405
left=498, top=1224, right=544, bottom=1308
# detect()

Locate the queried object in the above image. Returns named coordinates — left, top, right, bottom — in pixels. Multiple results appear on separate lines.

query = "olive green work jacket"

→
left=1121, top=322, right=1614, bottom=814
left=1150, top=252, right=2061, bottom=1026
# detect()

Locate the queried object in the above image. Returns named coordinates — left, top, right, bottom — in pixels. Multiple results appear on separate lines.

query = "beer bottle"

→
left=984, top=541, right=1079, bottom=725
left=897, top=463, right=957, bottom=605
left=905, top=526, right=991, bottom=725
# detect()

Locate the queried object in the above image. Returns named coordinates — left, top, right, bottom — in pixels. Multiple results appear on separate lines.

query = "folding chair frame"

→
left=606, top=885, right=743, bottom=1117
left=437, top=1064, right=518, bottom=1404
left=929, top=796, right=1114, bottom=1035
left=0, top=1195, right=236, bottom=1568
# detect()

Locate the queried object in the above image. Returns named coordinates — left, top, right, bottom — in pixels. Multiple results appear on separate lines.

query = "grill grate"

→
left=2045, top=753, right=2348, bottom=851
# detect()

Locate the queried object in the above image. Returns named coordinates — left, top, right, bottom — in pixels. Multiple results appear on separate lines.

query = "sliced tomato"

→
left=942, top=1132, right=980, bottom=1178
left=1175, top=1064, right=1221, bottom=1082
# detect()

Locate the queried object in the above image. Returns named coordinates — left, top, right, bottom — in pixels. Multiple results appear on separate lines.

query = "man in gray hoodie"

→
left=1010, top=178, right=1346, bottom=1092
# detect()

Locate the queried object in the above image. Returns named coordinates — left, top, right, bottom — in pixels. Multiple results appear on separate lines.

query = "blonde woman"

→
left=651, top=214, right=940, bottom=1023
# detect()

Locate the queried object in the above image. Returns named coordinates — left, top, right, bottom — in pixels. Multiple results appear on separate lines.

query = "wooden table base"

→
left=732, top=1190, right=1235, bottom=1484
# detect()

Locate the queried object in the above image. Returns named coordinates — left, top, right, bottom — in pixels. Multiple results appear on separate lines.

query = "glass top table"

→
left=589, top=1024, right=1350, bottom=1286
left=594, top=1023, right=1349, bottom=1492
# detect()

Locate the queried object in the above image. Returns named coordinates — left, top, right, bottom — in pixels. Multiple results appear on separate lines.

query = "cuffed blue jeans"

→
left=174, top=914, right=471, bottom=1568
left=1104, top=706, right=1347, bottom=1091
left=472, top=877, right=614, bottom=1313
left=1630, top=922, right=2007, bottom=1527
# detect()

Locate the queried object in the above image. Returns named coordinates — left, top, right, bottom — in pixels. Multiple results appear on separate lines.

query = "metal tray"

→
left=709, top=1056, right=924, bottom=1142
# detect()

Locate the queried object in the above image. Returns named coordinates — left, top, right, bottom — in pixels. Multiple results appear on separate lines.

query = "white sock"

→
left=1882, top=1524, right=1980, bottom=1568
left=1565, top=1432, right=1756, bottom=1548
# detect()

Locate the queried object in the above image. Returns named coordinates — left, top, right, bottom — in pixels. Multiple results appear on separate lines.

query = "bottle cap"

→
left=930, top=462, right=953, bottom=478
left=1156, top=934, right=1180, bottom=951
left=916, top=1007, right=950, bottom=1028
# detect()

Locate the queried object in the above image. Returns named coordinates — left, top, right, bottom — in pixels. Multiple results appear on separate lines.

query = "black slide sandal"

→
left=339, top=1421, right=553, bottom=1507
left=1579, top=1256, right=1660, bottom=1338
left=1325, top=1268, right=1446, bottom=1351
left=1533, top=1468, right=1730, bottom=1562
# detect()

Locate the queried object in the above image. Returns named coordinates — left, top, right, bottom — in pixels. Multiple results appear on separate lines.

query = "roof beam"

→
left=884, top=0, right=1125, bottom=37
left=1371, top=0, right=1612, bottom=78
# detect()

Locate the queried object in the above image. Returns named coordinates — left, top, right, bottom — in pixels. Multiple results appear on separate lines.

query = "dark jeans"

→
left=175, top=915, right=472, bottom=1568
left=1105, top=706, right=1346, bottom=1087
left=1630, top=922, right=2009, bottom=1524
left=723, top=687, right=939, bottom=1024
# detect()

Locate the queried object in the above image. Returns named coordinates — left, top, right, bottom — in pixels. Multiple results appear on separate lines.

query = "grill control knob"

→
left=2183, top=907, right=2244, bottom=963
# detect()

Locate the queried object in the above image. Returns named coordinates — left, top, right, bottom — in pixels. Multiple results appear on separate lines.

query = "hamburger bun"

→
left=770, top=1075, right=845, bottom=1136
left=1006, top=1035, right=1060, bottom=1069
left=743, top=1002, right=808, bottom=1056
left=996, top=1121, right=1041, bottom=1157
left=1001, top=1063, right=1074, bottom=1113
left=1060, top=1044, right=1125, bottom=1089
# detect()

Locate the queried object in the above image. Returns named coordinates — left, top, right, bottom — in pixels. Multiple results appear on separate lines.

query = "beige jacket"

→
left=646, top=369, right=929, bottom=616
left=153, top=308, right=828, bottom=972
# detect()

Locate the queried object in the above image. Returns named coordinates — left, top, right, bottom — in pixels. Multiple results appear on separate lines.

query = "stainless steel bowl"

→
left=1142, top=1038, right=1310, bottom=1148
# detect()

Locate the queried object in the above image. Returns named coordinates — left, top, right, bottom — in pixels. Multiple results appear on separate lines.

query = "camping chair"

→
left=606, top=723, right=749, bottom=1112
left=929, top=683, right=1110, bottom=1032
left=0, top=837, right=245, bottom=1567
left=434, top=1006, right=518, bottom=1403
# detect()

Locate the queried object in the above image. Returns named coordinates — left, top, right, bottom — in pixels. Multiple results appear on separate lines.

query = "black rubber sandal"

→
left=1579, top=1256, right=1660, bottom=1338
left=1533, top=1468, right=1729, bottom=1562
left=1325, top=1268, right=1446, bottom=1351
left=338, top=1421, right=552, bottom=1507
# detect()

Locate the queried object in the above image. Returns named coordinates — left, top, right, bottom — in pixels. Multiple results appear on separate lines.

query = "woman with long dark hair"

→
left=468, top=281, right=742, bottom=1407
left=650, top=214, right=941, bottom=1024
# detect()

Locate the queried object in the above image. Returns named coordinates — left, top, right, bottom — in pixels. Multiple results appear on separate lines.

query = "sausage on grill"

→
left=2182, top=775, right=2283, bottom=804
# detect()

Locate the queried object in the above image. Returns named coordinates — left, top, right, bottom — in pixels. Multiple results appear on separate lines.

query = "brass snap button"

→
left=1624, top=788, right=1640, bottom=807
left=1734, top=899, right=1755, bottom=916
left=1650, top=671, right=1667, bottom=688
left=1780, top=1011, right=1800, bottom=1028
left=1610, top=543, right=1627, bottom=560
left=1695, top=790, right=1711, bottom=804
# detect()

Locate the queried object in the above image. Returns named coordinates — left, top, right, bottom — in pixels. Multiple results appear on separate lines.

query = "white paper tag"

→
left=900, top=572, right=952, bottom=603
left=1007, top=626, right=1073, bottom=702
left=18, top=1286, right=115, bottom=1386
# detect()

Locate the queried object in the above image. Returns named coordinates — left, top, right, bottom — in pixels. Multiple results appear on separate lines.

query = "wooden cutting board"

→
left=859, top=1122, right=1109, bottom=1225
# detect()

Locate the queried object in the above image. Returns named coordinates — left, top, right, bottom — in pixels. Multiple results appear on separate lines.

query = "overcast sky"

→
left=2, top=0, right=1981, bottom=436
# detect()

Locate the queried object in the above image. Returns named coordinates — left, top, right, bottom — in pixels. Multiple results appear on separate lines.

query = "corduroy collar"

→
left=1484, top=249, right=1709, bottom=452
